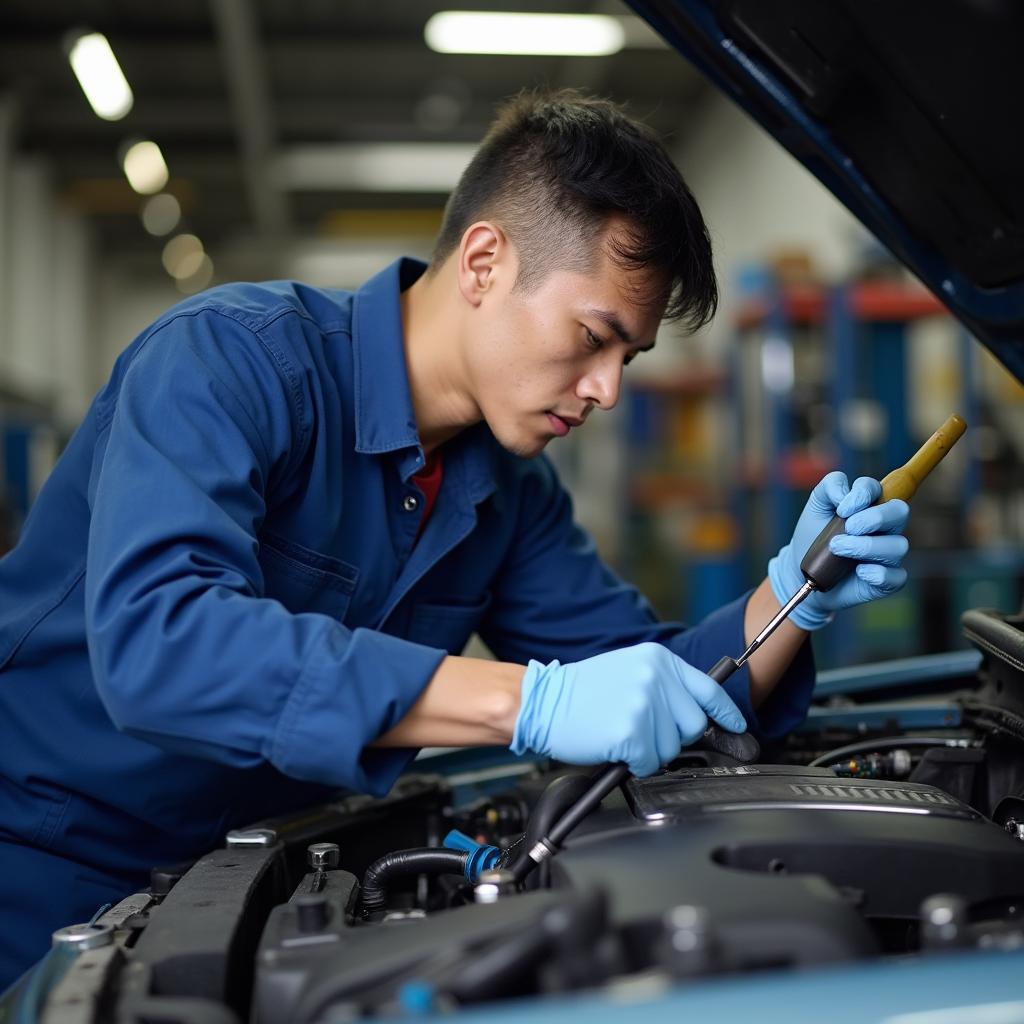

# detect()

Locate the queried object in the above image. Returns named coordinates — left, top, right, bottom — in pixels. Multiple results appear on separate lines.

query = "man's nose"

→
left=578, top=358, right=623, bottom=410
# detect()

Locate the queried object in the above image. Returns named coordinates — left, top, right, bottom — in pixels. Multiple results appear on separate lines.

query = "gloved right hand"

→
left=510, top=642, right=747, bottom=777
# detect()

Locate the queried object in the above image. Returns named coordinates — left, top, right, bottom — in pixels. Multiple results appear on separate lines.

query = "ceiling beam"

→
left=209, top=0, right=290, bottom=240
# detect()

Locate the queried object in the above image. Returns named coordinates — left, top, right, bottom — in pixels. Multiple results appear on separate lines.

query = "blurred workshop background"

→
left=0, top=1, right=1021, bottom=669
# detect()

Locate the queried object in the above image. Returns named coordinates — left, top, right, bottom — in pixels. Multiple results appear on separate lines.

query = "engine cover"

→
left=541, top=763, right=1022, bottom=969
left=626, top=763, right=977, bottom=822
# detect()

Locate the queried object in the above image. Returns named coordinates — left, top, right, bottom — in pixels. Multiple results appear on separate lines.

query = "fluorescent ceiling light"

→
left=424, top=12, right=624, bottom=56
left=68, top=32, right=133, bottom=121
left=274, top=143, right=477, bottom=193
left=122, top=140, right=170, bottom=195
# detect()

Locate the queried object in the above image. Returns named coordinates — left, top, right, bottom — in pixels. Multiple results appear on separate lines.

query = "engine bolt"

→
left=307, top=842, right=340, bottom=869
left=474, top=868, right=517, bottom=903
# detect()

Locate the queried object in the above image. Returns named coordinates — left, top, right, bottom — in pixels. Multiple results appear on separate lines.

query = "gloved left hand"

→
left=768, top=471, right=910, bottom=631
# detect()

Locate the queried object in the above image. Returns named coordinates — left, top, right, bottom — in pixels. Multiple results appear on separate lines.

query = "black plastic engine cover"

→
left=626, top=764, right=979, bottom=822
left=548, top=765, right=1023, bottom=936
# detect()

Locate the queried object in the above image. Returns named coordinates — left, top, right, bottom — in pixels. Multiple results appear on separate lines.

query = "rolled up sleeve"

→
left=85, top=308, right=443, bottom=795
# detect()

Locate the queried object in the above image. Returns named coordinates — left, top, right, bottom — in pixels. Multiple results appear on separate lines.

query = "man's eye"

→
left=585, top=328, right=603, bottom=351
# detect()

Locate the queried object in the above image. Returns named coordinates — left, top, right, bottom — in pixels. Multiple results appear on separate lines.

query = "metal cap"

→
left=473, top=868, right=517, bottom=904
left=225, top=827, right=277, bottom=849
left=52, top=923, right=114, bottom=951
left=307, top=842, right=340, bottom=869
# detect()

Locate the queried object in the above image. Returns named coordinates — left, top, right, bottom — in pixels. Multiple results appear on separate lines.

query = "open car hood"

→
left=627, top=0, right=1024, bottom=381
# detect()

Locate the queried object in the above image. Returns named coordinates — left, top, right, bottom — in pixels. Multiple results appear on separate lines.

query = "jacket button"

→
left=403, top=495, right=419, bottom=512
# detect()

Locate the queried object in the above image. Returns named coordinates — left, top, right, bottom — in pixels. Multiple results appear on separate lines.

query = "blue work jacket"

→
left=0, top=258, right=814, bottom=982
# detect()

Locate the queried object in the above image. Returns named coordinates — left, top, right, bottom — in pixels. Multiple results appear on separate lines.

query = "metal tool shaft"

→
left=734, top=580, right=816, bottom=669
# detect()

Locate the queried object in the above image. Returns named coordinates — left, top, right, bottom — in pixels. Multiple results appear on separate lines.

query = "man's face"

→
left=465, top=228, right=663, bottom=458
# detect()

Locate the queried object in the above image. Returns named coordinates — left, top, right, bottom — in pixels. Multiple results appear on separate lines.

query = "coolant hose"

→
left=360, top=848, right=469, bottom=916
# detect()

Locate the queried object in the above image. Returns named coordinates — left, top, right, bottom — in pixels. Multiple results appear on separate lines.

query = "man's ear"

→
left=457, top=222, right=508, bottom=307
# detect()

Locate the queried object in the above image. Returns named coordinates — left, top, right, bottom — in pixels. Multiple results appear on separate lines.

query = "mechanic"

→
left=0, top=89, right=909, bottom=986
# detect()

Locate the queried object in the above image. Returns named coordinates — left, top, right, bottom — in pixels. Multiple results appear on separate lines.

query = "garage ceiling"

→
left=0, top=1, right=708, bottom=268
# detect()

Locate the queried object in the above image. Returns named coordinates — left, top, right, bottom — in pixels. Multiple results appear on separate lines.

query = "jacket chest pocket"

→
left=258, top=533, right=359, bottom=622
left=407, top=593, right=492, bottom=654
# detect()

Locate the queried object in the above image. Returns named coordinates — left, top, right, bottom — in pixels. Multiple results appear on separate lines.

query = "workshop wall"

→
left=676, top=89, right=865, bottom=344
left=0, top=152, right=97, bottom=428
left=0, top=111, right=97, bottom=527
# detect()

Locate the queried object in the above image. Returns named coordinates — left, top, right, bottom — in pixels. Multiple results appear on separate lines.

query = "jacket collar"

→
left=352, top=257, right=425, bottom=457
left=351, top=257, right=498, bottom=503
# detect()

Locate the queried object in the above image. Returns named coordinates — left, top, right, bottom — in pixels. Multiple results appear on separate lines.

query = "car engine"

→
left=12, top=606, right=1024, bottom=1023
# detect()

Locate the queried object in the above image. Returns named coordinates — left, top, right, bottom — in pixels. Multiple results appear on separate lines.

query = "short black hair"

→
left=430, top=88, right=717, bottom=332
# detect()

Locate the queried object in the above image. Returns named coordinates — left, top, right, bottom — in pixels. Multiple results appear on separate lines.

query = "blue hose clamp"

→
left=442, top=829, right=501, bottom=881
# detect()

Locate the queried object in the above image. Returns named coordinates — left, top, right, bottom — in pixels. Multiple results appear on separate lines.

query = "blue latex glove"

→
left=510, top=642, right=747, bottom=777
left=768, top=472, right=910, bottom=631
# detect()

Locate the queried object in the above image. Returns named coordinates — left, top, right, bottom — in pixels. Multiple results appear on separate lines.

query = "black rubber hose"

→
left=526, top=772, right=594, bottom=847
left=511, top=771, right=593, bottom=887
left=508, top=766, right=624, bottom=884
left=360, top=848, right=469, bottom=916
left=545, top=765, right=626, bottom=849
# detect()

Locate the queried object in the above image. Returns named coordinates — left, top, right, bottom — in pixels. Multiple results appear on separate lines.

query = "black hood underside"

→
left=629, top=0, right=1024, bottom=380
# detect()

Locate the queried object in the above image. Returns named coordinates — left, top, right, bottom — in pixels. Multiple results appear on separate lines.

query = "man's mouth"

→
left=546, top=412, right=583, bottom=437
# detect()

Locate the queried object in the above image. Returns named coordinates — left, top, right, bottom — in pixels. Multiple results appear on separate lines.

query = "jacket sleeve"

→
left=85, top=308, right=444, bottom=796
left=478, top=456, right=815, bottom=742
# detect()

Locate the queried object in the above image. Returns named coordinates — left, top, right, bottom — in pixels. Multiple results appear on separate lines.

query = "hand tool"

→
left=707, top=413, right=967, bottom=684
left=511, top=414, right=967, bottom=884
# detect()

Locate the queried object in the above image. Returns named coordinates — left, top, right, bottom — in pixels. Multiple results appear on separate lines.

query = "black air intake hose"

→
left=360, top=848, right=469, bottom=916
left=509, top=771, right=593, bottom=888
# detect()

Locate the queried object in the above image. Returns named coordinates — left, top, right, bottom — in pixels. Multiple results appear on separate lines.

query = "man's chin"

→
left=493, top=427, right=548, bottom=459
left=503, top=440, right=547, bottom=459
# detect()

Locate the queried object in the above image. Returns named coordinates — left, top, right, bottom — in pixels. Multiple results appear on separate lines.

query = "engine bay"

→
left=12, top=607, right=1024, bottom=1023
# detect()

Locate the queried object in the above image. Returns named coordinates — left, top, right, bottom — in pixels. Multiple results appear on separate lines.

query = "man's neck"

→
left=400, top=267, right=481, bottom=456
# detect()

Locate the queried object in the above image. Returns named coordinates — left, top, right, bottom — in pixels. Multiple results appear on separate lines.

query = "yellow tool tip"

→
left=879, top=413, right=967, bottom=503
left=932, top=414, right=967, bottom=452
left=939, top=413, right=967, bottom=440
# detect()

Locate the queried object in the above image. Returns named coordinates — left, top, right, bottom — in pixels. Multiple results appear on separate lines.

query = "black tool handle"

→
left=707, top=655, right=739, bottom=683
left=799, top=513, right=856, bottom=592
left=703, top=657, right=762, bottom=762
